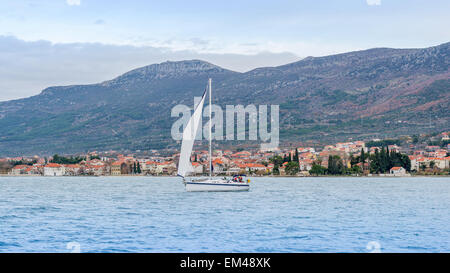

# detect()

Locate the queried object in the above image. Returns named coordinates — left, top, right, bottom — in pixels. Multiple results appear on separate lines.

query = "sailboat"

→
left=177, top=78, right=250, bottom=192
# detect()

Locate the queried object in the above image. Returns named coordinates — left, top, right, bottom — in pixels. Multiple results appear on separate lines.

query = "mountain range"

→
left=0, top=42, right=449, bottom=156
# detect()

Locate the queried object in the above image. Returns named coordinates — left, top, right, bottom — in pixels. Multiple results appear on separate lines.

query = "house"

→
left=84, top=164, right=108, bottom=176
left=299, top=159, right=313, bottom=171
left=86, top=159, right=104, bottom=166
left=111, top=161, right=126, bottom=175
left=298, top=147, right=316, bottom=153
left=411, top=157, right=449, bottom=170
left=212, top=158, right=225, bottom=174
left=9, top=165, right=29, bottom=175
left=191, top=162, right=204, bottom=175
left=155, top=162, right=176, bottom=175
left=44, top=163, right=65, bottom=176
left=279, top=162, right=287, bottom=175
left=409, top=156, right=420, bottom=171
left=427, top=158, right=448, bottom=169
left=299, top=152, right=314, bottom=159
left=244, top=163, right=267, bottom=173
left=425, top=146, right=440, bottom=152
left=232, top=151, right=252, bottom=159
left=225, top=166, right=241, bottom=175
left=323, top=145, right=335, bottom=151
left=388, top=145, right=400, bottom=153
left=64, top=164, right=82, bottom=176
left=445, top=157, right=450, bottom=169
left=434, top=150, right=448, bottom=158
left=143, top=161, right=158, bottom=174
left=390, top=166, right=406, bottom=176
left=23, top=166, right=36, bottom=175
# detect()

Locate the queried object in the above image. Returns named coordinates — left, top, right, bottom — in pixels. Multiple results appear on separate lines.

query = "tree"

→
left=50, top=154, right=84, bottom=164
left=293, top=149, right=299, bottom=162
left=10, top=159, right=36, bottom=166
left=270, top=156, right=284, bottom=167
left=350, top=155, right=359, bottom=167
left=137, top=162, right=142, bottom=174
left=350, top=165, right=362, bottom=174
left=369, top=146, right=411, bottom=173
left=328, top=155, right=344, bottom=175
left=385, top=146, right=391, bottom=170
left=309, top=163, right=326, bottom=176
left=380, top=147, right=387, bottom=172
left=336, top=159, right=344, bottom=175
left=272, top=166, right=280, bottom=175
left=429, top=160, right=435, bottom=169
left=360, top=148, right=366, bottom=172
left=133, top=162, right=137, bottom=174
left=327, top=155, right=334, bottom=173
left=370, top=149, right=381, bottom=174
left=285, top=161, right=299, bottom=175
left=401, top=154, right=411, bottom=172
left=420, top=163, right=427, bottom=172
left=283, top=153, right=291, bottom=163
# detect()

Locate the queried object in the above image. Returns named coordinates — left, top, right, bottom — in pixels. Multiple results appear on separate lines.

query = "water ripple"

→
left=0, top=176, right=449, bottom=252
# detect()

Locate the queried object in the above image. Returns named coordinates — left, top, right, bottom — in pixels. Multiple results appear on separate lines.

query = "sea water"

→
left=0, top=176, right=449, bottom=252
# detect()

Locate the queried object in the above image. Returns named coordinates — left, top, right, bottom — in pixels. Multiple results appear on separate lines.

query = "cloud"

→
left=0, top=36, right=299, bottom=101
left=366, top=0, right=381, bottom=6
left=66, top=0, right=81, bottom=6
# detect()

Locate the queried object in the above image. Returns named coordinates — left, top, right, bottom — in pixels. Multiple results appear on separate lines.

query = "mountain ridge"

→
left=0, top=42, right=449, bottom=156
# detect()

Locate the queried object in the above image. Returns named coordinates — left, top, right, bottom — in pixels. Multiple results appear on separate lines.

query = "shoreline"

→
left=1, top=174, right=449, bottom=178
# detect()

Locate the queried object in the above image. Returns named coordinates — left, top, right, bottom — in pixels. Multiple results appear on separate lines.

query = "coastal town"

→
left=1, top=131, right=449, bottom=177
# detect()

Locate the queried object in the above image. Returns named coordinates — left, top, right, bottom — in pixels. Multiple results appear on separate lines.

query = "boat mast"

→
left=208, top=78, right=212, bottom=178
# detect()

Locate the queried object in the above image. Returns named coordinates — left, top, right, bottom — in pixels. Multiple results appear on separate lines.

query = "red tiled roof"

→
left=13, top=165, right=29, bottom=169
left=244, top=163, right=266, bottom=168
left=65, top=164, right=81, bottom=168
left=45, top=163, right=62, bottom=168
left=213, top=158, right=224, bottom=165
left=111, top=161, right=124, bottom=166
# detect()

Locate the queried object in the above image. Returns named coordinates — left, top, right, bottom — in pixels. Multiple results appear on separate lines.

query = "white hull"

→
left=185, top=179, right=250, bottom=192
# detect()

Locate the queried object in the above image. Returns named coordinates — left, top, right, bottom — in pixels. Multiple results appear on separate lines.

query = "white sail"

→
left=177, top=90, right=207, bottom=177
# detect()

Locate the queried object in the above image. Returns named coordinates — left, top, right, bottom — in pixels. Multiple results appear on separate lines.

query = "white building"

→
left=44, top=163, right=65, bottom=176
left=390, top=166, right=406, bottom=176
left=191, top=162, right=204, bottom=174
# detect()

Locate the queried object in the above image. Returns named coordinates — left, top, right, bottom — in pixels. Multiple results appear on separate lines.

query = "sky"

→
left=0, top=0, right=449, bottom=101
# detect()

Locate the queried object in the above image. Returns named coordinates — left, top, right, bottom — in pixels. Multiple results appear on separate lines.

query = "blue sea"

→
left=0, top=176, right=449, bottom=253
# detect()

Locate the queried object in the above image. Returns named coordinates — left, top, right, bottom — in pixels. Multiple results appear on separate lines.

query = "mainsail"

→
left=177, top=89, right=207, bottom=177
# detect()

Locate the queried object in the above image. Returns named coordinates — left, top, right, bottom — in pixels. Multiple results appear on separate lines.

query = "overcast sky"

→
left=0, top=0, right=449, bottom=101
